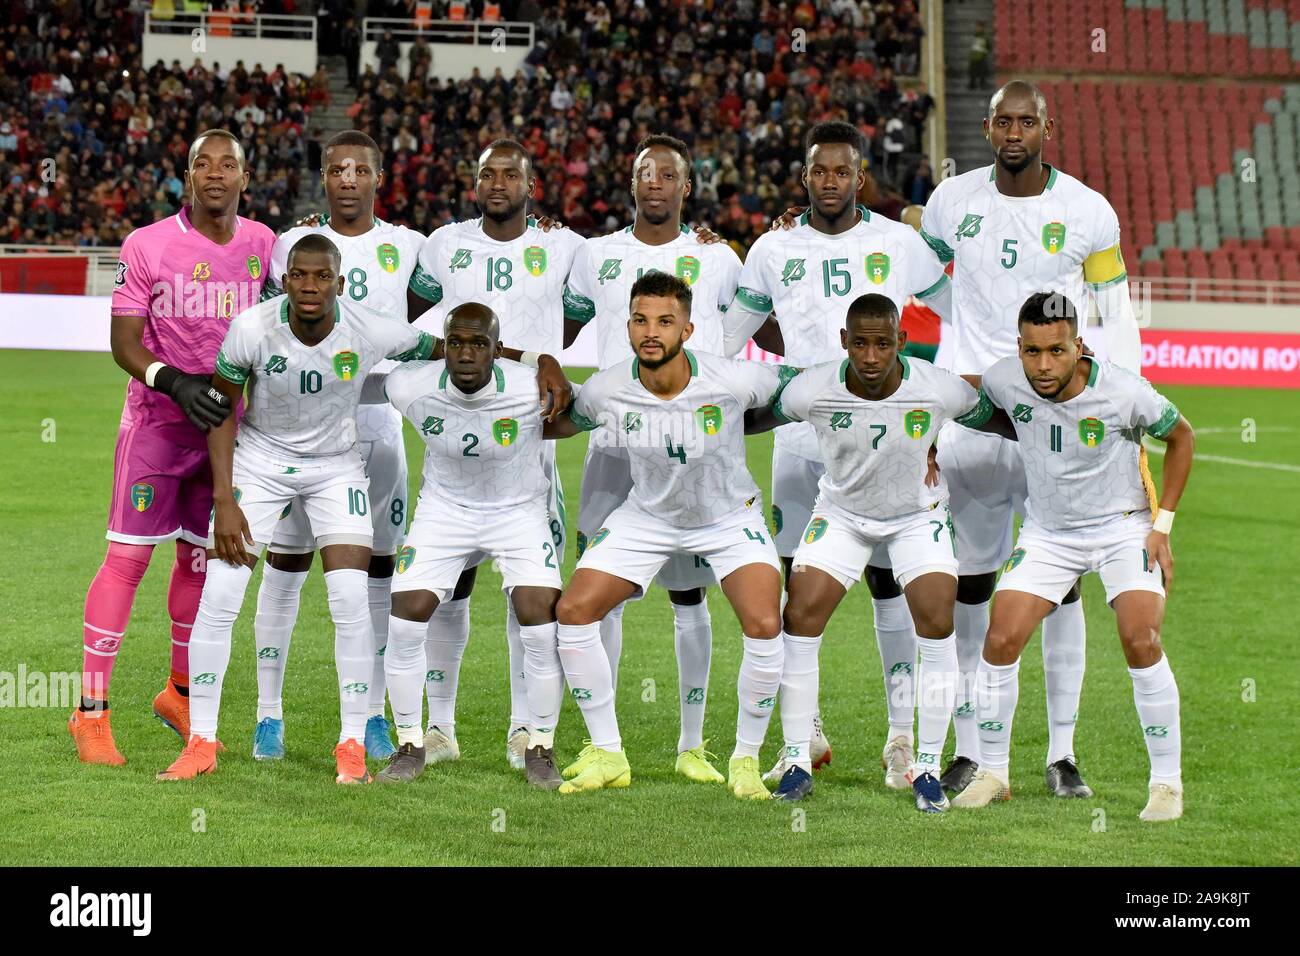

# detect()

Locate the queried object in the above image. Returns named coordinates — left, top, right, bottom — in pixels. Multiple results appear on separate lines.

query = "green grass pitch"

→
left=0, top=350, right=1295, bottom=866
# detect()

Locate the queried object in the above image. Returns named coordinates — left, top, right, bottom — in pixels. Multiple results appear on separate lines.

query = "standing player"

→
left=548, top=273, right=791, bottom=798
left=560, top=134, right=744, bottom=783
left=157, top=235, right=438, bottom=783
left=405, top=140, right=584, bottom=769
left=70, top=130, right=274, bottom=766
left=725, top=121, right=953, bottom=788
left=919, top=81, right=1142, bottom=796
left=376, top=304, right=565, bottom=789
left=951, top=293, right=1191, bottom=822
left=250, top=131, right=426, bottom=762
left=750, top=294, right=996, bottom=809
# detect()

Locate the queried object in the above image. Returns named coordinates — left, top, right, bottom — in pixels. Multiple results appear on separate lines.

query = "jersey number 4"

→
left=665, top=436, right=687, bottom=464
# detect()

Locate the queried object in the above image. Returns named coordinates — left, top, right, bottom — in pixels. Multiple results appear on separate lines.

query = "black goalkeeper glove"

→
left=153, top=366, right=232, bottom=432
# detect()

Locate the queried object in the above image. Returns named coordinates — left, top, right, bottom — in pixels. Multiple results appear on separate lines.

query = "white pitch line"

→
left=1142, top=440, right=1300, bottom=474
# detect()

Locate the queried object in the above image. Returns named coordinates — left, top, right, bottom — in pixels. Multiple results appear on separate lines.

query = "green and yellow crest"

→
left=866, top=252, right=890, bottom=285
left=493, top=417, right=519, bottom=446
left=1078, top=417, right=1105, bottom=447
left=1003, top=547, right=1026, bottom=573
left=396, top=546, right=416, bottom=574
left=905, top=409, right=932, bottom=439
left=589, top=528, right=611, bottom=549
left=376, top=243, right=400, bottom=273
left=695, top=403, right=723, bottom=435
left=675, top=255, right=701, bottom=286
left=1042, top=221, right=1067, bottom=255
left=770, top=505, right=783, bottom=537
left=246, top=255, right=262, bottom=279
left=332, top=350, right=360, bottom=381
left=130, top=483, right=154, bottom=512
left=804, top=517, right=829, bottom=544
left=524, top=245, right=547, bottom=276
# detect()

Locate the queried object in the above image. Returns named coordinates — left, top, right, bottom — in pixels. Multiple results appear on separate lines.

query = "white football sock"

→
left=557, top=621, right=620, bottom=751
left=1129, top=654, right=1182, bottom=788
left=424, top=597, right=469, bottom=735
left=974, top=657, right=1020, bottom=784
left=518, top=620, right=562, bottom=749
left=873, top=595, right=917, bottom=744
left=253, top=564, right=307, bottom=721
left=952, top=599, right=987, bottom=760
left=599, top=602, right=625, bottom=692
left=1043, top=598, right=1086, bottom=766
left=778, top=631, right=820, bottom=773
left=366, top=574, right=392, bottom=719
left=915, top=634, right=958, bottom=778
left=734, top=635, right=785, bottom=759
left=385, top=614, right=426, bottom=747
left=325, top=568, right=373, bottom=744
left=672, top=600, right=712, bottom=752
left=505, top=602, right=529, bottom=729
left=189, top=560, right=253, bottom=739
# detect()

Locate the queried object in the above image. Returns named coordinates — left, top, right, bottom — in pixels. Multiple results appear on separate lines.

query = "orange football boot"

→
left=157, top=735, right=224, bottom=781
left=153, top=678, right=190, bottom=741
left=68, top=708, right=126, bottom=766
left=334, top=738, right=372, bottom=784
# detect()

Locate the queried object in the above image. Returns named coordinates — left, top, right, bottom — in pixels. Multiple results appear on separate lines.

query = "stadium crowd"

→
left=0, top=0, right=934, bottom=248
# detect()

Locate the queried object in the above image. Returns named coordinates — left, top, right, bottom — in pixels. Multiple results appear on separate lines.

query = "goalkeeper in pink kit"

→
left=70, top=130, right=275, bottom=766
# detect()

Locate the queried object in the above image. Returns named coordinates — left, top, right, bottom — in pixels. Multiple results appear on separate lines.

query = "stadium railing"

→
left=361, top=17, right=535, bottom=48
left=143, top=11, right=318, bottom=42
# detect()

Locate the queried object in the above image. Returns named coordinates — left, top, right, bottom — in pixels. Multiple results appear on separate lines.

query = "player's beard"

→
left=636, top=337, right=683, bottom=369
left=637, top=200, right=677, bottom=227
left=997, top=147, right=1037, bottom=174
left=479, top=194, right=527, bottom=224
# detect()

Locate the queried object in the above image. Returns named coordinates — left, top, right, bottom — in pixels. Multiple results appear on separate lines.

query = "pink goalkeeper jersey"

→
left=111, top=206, right=275, bottom=440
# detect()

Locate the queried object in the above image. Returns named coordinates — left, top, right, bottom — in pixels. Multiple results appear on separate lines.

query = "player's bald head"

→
left=988, top=81, right=1049, bottom=124
left=846, top=293, right=900, bottom=333
left=287, top=233, right=341, bottom=273
left=445, top=302, right=501, bottom=342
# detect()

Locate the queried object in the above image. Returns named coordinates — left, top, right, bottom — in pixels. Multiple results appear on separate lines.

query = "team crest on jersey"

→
left=1004, top=547, right=1026, bottom=572
left=114, top=261, right=128, bottom=287
left=264, top=355, right=288, bottom=374
left=247, top=256, right=262, bottom=279
left=675, top=255, right=701, bottom=286
left=623, top=411, right=642, bottom=433
left=780, top=258, right=806, bottom=286
left=396, top=546, right=416, bottom=574
left=865, top=252, right=891, bottom=285
left=597, top=258, right=622, bottom=285
left=493, top=417, right=519, bottom=446
left=1078, top=417, right=1105, bottom=447
left=1041, top=222, right=1067, bottom=255
left=130, top=483, right=154, bottom=512
left=332, top=350, right=360, bottom=380
left=191, top=262, right=211, bottom=281
left=420, top=416, right=444, bottom=436
left=449, top=248, right=472, bottom=272
left=695, top=404, right=723, bottom=435
left=524, top=245, right=547, bottom=276
left=955, top=214, right=984, bottom=241
left=376, top=243, right=400, bottom=273
left=1012, top=403, right=1034, bottom=423
left=804, top=517, right=829, bottom=543
left=905, top=409, right=932, bottom=439
left=829, top=411, right=853, bottom=431
left=770, top=505, right=783, bottom=537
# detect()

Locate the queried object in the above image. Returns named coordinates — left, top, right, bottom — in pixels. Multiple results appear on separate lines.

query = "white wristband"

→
left=1153, top=509, right=1175, bottom=534
left=144, top=361, right=166, bottom=388
left=519, top=350, right=540, bottom=368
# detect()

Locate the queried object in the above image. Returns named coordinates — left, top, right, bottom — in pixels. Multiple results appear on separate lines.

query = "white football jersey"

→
left=569, top=350, right=792, bottom=528
left=777, top=356, right=978, bottom=519
left=216, top=296, right=435, bottom=458
left=385, top=358, right=548, bottom=510
left=960, top=357, right=1180, bottom=532
left=409, top=217, right=585, bottom=355
left=729, top=207, right=949, bottom=460
left=920, top=164, right=1129, bottom=375
left=563, top=226, right=742, bottom=369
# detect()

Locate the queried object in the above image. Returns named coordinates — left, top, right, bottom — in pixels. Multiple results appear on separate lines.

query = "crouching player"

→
left=750, top=293, right=996, bottom=810
left=546, top=272, right=793, bottom=798
left=375, top=303, right=566, bottom=788
left=157, top=234, right=438, bottom=783
left=952, top=292, right=1193, bottom=821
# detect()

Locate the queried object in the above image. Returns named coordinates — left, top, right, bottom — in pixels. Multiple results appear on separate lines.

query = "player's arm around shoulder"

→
left=735, top=355, right=803, bottom=434
left=950, top=359, right=1018, bottom=440
left=546, top=364, right=614, bottom=439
